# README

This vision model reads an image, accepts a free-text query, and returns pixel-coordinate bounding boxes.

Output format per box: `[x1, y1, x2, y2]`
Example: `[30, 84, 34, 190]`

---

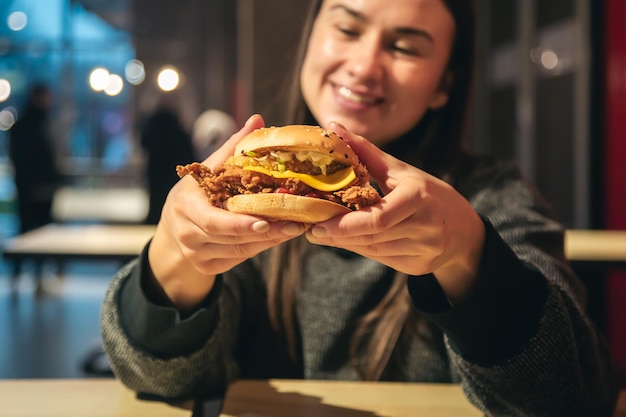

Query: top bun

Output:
[235, 125, 360, 167]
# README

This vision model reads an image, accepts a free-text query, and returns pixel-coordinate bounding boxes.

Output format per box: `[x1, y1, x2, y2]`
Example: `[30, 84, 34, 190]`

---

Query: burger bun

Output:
[235, 125, 360, 167]
[224, 193, 351, 223]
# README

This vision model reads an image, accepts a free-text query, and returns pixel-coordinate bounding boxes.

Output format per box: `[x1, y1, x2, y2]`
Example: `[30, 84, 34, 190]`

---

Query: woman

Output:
[101, 0, 620, 415]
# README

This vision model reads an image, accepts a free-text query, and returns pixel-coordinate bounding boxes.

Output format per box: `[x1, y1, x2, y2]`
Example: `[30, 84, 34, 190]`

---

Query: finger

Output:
[367, 255, 435, 276]
[200, 216, 307, 245]
[306, 217, 435, 252]
[173, 201, 305, 247]
[188, 235, 302, 275]
[330, 239, 428, 258]
[327, 121, 407, 194]
[309, 189, 417, 239]
[204, 114, 265, 169]
[183, 194, 305, 239]
[197, 233, 299, 262]
[302, 239, 436, 277]
[306, 226, 399, 247]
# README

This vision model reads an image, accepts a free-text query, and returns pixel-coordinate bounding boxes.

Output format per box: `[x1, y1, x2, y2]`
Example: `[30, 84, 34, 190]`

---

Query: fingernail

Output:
[282, 223, 303, 236]
[329, 121, 347, 131]
[311, 226, 327, 237]
[245, 114, 259, 127]
[252, 220, 270, 233]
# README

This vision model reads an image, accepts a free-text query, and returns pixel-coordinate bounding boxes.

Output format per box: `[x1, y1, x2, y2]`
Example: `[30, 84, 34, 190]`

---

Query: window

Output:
[0, 0, 137, 184]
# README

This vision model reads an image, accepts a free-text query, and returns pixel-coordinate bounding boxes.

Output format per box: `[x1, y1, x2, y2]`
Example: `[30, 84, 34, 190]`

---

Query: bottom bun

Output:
[224, 193, 351, 223]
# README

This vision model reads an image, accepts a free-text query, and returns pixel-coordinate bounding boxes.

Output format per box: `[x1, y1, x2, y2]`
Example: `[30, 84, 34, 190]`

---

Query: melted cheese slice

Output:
[243, 165, 356, 192]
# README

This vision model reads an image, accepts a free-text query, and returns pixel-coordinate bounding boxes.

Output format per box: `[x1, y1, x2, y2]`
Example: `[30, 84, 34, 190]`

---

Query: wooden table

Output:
[3, 225, 624, 265]
[0, 379, 188, 417]
[222, 379, 484, 417]
[565, 229, 626, 269]
[1, 225, 624, 290]
[1, 223, 155, 291]
[1, 378, 624, 417]
[2, 223, 156, 263]
[0, 378, 477, 417]
[52, 186, 149, 224]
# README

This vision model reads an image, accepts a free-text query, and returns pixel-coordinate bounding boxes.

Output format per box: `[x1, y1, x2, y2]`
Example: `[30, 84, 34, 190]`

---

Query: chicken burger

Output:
[176, 125, 381, 223]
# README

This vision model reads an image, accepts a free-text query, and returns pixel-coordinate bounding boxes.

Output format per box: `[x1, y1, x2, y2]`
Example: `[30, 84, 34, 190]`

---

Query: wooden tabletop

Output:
[0, 378, 484, 417]
[0, 379, 188, 417]
[1, 224, 156, 262]
[2, 223, 626, 268]
[1, 378, 624, 417]
[223, 379, 483, 417]
[565, 229, 626, 262]
[52, 186, 149, 224]
[565, 229, 626, 270]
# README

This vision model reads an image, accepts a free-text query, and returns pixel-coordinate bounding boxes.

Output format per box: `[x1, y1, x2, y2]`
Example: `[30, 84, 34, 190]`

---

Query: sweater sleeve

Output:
[100, 245, 243, 401]
[407, 219, 549, 365]
[117, 241, 223, 358]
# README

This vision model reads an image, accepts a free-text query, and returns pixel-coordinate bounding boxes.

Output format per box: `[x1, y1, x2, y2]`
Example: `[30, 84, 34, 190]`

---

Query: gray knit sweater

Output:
[101, 155, 620, 416]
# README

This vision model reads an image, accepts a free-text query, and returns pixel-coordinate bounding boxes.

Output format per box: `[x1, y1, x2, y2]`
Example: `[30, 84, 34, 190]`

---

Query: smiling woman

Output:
[300, 0, 455, 147]
[100, 1, 621, 416]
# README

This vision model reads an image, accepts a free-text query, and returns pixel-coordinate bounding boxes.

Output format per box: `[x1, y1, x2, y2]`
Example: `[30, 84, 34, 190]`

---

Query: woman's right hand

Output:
[147, 114, 307, 310]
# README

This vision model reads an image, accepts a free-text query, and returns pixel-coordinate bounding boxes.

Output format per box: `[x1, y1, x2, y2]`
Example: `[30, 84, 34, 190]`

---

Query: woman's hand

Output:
[148, 115, 307, 310]
[305, 122, 486, 303]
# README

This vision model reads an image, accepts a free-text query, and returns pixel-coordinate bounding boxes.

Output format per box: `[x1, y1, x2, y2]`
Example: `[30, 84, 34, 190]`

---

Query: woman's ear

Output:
[428, 71, 453, 110]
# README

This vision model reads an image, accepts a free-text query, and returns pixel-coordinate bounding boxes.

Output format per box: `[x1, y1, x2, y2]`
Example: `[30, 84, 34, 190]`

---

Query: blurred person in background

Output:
[191, 109, 237, 161]
[8, 83, 63, 294]
[139, 94, 194, 224]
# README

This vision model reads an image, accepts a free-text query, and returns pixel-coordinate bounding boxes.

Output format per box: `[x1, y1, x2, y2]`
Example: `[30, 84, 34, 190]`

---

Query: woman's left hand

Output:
[305, 122, 486, 303]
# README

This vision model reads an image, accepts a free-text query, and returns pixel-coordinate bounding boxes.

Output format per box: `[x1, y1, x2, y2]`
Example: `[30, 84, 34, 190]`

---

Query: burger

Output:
[176, 125, 381, 223]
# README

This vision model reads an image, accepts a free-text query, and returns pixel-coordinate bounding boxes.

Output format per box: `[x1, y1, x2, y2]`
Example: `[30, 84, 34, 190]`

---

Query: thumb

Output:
[328, 121, 405, 194]
[204, 114, 265, 168]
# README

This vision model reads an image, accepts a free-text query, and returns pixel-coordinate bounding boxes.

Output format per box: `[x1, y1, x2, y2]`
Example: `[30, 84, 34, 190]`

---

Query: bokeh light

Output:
[89, 67, 110, 92]
[0, 79, 11, 102]
[0, 106, 17, 131]
[124, 59, 145, 85]
[104, 73, 124, 96]
[7, 11, 28, 31]
[157, 66, 180, 92]
[540, 50, 559, 71]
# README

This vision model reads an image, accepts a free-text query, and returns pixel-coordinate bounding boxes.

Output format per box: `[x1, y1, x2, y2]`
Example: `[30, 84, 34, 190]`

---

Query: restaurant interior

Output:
[0, 0, 625, 414]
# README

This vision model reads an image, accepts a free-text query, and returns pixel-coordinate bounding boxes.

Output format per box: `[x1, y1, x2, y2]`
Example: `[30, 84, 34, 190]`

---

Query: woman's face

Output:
[300, 0, 455, 147]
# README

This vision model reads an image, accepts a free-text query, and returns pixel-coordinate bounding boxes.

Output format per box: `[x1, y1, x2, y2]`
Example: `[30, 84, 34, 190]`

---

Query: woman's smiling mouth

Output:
[336, 85, 383, 106]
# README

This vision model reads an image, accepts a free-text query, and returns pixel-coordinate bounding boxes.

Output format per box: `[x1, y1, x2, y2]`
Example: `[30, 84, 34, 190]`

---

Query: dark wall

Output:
[480, 0, 590, 228]
[245, 0, 310, 125]
[132, 0, 238, 129]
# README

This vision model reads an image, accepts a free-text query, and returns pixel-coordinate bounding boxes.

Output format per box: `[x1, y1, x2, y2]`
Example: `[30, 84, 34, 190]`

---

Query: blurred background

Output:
[0, 0, 624, 380]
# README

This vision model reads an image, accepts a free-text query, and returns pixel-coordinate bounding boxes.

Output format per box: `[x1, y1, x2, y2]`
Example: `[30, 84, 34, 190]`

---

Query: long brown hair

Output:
[266, 0, 476, 380]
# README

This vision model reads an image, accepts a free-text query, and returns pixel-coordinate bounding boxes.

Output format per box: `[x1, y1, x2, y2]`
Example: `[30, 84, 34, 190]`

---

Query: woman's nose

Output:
[346, 41, 384, 82]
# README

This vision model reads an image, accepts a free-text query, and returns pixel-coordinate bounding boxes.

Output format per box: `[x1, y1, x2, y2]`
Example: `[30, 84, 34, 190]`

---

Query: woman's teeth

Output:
[338, 86, 377, 105]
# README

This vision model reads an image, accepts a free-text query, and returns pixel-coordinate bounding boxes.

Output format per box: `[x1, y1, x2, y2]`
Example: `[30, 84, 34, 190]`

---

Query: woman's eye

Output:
[335, 25, 359, 37]
[392, 42, 418, 56]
